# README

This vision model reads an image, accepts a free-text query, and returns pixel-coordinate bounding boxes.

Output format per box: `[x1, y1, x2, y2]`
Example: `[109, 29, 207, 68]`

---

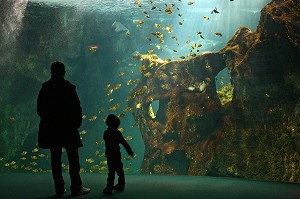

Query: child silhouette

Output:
[103, 114, 134, 195]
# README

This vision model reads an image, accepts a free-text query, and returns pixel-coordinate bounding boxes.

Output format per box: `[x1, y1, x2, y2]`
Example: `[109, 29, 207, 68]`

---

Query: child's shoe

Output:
[103, 187, 113, 195]
[113, 184, 125, 192]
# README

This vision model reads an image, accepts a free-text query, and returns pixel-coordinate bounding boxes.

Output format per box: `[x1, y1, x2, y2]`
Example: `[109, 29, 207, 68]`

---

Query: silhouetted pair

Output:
[37, 62, 134, 197]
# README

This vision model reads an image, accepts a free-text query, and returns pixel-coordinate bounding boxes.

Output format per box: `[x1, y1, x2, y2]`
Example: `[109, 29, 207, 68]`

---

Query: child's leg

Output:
[106, 161, 116, 189]
[116, 160, 125, 187]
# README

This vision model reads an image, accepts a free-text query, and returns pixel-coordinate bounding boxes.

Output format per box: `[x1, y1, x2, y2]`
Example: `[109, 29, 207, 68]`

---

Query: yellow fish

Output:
[80, 130, 87, 135]
[25, 166, 32, 170]
[125, 136, 133, 141]
[109, 103, 121, 111]
[95, 150, 100, 156]
[21, 151, 27, 156]
[109, 98, 114, 103]
[127, 79, 134, 85]
[82, 115, 87, 119]
[99, 166, 106, 171]
[188, 2, 195, 5]
[31, 156, 37, 160]
[105, 84, 111, 90]
[100, 160, 107, 165]
[32, 169, 38, 173]
[98, 109, 105, 114]
[96, 140, 104, 145]
[38, 154, 46, 158]
[30, 162, 37, 166]
[118, 72, 125, 76]
[20, 157, 26, 160]
[89, 116, 97, 121]
[32, 148, 39, 153]
[118, 128, 124, 133]
[113, 84, 122, 90]
[203, 16, 209, 20]
[118, 113, 125, 118]
[86, 158, 94, 163]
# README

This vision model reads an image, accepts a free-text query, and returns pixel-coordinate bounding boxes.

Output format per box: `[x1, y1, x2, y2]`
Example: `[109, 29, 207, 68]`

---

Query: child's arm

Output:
[119, 132, 134, 156]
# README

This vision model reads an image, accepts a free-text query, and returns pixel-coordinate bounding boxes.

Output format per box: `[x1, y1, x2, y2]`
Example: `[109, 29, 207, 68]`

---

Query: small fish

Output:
[203, 16, 209, 20]
[211, 7, 219, 14]
[144, 15, 150, 18]
[88, 45, 99, 52]
[30, 162, 37, 166]
[109, 103, 121, 111]
[86, 158, 95, 163]
[179, 21, 183, 25]
[25, 166, 32, 170]
[113, 84, 122, 90]
[118, 113, 125, 118]
[20, 157, 26, 160]
[125, 136, 133, 141]
[89, 116, 97, 122]
[136, 20, 144, 25]
[118, 128, 124, 133]
[10, 161, 16, 165]
[134, 0, 142, 7]
[32, 148, 39, 153]
[127, 79, 134, 85]
[32, 169, 38, 173]
[115, 60, 121, 64]
[82, 115, 87, 119]
[80, 130, 87, 135]
[214, 32, 222, 37]
[38, 154, 46, 158]
[178, 13, 183, 17]
[100, 160, 107, 165]
[95, 150, 100, 156]
[124, 156, 133, 161]
[21, 151, 27, 156]
[188, 2, 195, 5]
[178, 56, 186, 59]
[151, 6, 156, 10]
[200, 35, 205, 39]
[159, 39, 164, 43]
[31, 156, 37, 160]
[105, 84, 111, 90]
[98, 109, 105, 114]
[96, 140, 104, 145]
[99, 166, 106, 171]
[109, 98, 114, 103]
[143, 11, 147, 14]
[146, 37, 151, 41]
[106, 89, 113, 96]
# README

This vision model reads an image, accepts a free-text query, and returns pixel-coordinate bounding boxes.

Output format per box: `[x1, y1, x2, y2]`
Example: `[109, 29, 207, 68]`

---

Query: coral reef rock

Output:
[128, 0, 300, 182]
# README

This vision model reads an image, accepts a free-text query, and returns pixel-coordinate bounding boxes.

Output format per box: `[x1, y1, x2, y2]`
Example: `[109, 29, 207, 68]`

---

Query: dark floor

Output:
[0, 173, 299, 199]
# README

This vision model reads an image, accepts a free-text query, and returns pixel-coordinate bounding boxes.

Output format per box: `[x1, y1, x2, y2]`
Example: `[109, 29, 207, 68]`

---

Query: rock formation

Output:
[128, 0, 300, 182]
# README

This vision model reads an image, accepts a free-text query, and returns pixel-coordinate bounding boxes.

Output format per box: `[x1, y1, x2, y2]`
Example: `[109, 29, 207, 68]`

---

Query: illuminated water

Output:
[3, 0, 296, 182]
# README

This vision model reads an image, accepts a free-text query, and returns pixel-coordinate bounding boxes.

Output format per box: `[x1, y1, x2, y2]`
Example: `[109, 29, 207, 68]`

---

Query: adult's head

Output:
[51, 61, 65, 78]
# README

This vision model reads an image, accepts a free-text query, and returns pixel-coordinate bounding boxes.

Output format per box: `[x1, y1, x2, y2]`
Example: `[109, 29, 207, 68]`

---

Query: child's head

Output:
[105, 114, 120, 128]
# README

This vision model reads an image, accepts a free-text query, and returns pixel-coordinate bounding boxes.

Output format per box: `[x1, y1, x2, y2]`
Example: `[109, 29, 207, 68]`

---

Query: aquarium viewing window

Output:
[1, 0, 300, 185]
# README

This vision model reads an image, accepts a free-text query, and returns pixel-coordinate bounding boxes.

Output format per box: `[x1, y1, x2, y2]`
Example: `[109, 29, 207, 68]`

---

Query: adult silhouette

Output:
[37, 61, 90, 197]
